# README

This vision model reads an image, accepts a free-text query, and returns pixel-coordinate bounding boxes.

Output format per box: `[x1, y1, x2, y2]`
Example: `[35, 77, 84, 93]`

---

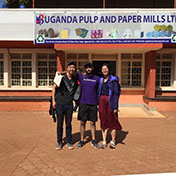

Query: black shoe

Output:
[91, 140, 100, 149]
[66, 143, 74, 150]
[76, 141, 84, 148]
[56, 143, 62, 150]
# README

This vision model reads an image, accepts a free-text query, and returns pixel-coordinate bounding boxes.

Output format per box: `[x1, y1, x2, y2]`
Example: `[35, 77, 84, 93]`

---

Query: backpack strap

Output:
[62, 75, 74, 95]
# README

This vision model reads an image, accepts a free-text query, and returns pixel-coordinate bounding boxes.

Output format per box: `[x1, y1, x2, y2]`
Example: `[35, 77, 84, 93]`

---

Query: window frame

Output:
[10, 53, 33, 87]
[156, 52, 174, 88]
[4, 49, 56, 90]
[65, 53, 89, 71]
[121, 53, 144, 88]
[36, 52, 57, 88]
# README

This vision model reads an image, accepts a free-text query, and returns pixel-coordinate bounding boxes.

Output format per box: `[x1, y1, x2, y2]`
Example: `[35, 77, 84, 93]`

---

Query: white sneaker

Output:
[110, 141, 115, 149]
[101, 141, 107, 149]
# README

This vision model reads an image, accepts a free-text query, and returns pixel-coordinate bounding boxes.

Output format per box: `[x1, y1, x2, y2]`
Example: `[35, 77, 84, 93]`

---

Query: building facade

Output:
[0, 8, 176, 111]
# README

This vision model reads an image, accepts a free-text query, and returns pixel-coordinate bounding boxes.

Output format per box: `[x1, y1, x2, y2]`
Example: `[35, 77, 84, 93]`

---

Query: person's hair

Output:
[77, 67, 83, 72]
[101, 63, 111, 75]
[67, 61, 76, 68]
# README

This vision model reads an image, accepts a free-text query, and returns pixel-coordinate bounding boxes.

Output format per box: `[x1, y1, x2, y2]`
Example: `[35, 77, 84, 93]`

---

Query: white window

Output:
[0, 53, 4, 86]
[10, 53, 32, 87]
[156, 53, 174, 87]
[66, 53, 88, 71]
[121, 53, 142, 87]
[37, 53, 57, 87]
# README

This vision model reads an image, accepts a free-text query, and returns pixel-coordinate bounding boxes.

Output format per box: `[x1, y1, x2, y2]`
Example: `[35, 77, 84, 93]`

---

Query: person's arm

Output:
[57, 71, 67, 75]
[112, 81, 119, 113]
[52, 83, 57, 109]
[77, 72, 82, 82]
[96, 76, 101, 109]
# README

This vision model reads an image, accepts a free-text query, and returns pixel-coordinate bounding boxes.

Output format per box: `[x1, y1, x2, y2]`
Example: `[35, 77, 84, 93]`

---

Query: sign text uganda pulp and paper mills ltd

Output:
[35, 12, 176, 44]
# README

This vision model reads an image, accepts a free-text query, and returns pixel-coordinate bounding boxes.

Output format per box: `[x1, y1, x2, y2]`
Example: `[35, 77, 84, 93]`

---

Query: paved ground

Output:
[0, 108, 176, 176]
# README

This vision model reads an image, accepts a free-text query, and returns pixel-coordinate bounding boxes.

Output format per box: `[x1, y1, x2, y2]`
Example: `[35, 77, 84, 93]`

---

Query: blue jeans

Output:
[56, 103, 73, 144]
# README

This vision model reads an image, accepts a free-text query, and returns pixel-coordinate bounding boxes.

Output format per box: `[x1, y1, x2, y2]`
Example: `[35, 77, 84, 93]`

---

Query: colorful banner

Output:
[34, 12, 176, 44]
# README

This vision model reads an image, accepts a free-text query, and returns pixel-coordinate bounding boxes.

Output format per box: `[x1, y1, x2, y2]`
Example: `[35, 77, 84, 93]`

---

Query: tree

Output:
[3, 0, 32, 8]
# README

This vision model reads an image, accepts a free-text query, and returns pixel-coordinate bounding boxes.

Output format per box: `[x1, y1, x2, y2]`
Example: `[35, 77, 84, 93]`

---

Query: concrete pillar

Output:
[173, 53, 176, 89]
[56, 50, 65, 72]
[145, 51, 156, 98]
[3, 49, 8, 88]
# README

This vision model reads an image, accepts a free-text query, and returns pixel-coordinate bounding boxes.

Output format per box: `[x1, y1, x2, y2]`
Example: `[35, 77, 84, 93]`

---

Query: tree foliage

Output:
[4, 0, 32, 8]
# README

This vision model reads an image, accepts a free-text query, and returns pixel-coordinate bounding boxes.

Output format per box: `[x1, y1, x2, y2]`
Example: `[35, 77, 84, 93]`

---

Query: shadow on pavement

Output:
[66, 130, 128, 145]
[116, 130, 129, 145]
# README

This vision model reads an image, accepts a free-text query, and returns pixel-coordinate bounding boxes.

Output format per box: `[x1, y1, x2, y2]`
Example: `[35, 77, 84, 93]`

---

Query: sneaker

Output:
[91, 140, 100, 149]
[110, 141, 116, 149]
[101, 142, 107, 149]
[56, 143, 62, 150]
[66, 143, 74, 150]
[76, 141, 84, 148]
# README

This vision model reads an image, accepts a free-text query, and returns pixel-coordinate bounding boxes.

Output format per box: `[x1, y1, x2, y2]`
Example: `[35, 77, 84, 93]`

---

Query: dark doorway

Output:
[93, 61, 116, 77]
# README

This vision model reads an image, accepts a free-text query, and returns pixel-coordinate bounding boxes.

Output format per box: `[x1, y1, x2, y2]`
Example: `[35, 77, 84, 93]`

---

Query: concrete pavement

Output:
[0, 109, 176, 176]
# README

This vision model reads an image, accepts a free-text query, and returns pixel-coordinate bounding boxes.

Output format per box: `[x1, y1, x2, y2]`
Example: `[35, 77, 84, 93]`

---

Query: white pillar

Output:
[142, 52, 145, 88]
[173, 52, 176, 89]
[32, 51, 37, 88]
[117, 52, 122, 84]
[3, 49, 8, 88]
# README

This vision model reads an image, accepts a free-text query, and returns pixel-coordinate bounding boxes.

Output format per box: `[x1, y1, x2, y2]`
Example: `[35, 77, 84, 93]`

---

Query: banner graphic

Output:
[34, 12, 176, 44]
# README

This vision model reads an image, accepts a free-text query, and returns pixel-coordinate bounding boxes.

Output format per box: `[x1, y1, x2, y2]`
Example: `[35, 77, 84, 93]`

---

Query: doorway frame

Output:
[91, 53, 119, 77]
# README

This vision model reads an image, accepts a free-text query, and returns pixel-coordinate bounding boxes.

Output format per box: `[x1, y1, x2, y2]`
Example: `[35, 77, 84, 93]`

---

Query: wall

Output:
[120, 90, 145, 104]
[0, 101, 50, 111]
[0, 10, 34, 41]
[145, 51, 156, 98]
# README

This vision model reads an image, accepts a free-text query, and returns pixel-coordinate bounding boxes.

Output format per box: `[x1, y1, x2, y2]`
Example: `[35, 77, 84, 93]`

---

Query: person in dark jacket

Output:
[52, 61, 78, 150]
[97, 63, 122, 149]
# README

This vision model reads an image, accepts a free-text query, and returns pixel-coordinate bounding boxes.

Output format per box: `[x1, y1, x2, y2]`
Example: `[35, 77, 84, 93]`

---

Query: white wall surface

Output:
[0, 10, 34, 41]
[0, 9, 176, 41]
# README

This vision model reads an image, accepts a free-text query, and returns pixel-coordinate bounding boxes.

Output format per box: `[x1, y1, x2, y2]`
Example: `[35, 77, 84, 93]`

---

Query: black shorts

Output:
[78, 103, 98, 122]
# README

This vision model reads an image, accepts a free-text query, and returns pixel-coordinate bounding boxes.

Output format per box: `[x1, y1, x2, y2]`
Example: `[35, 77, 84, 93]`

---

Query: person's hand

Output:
[113, 109, 117, 114]
[57, 71, 66, 75]
[53, 100, 56, 109]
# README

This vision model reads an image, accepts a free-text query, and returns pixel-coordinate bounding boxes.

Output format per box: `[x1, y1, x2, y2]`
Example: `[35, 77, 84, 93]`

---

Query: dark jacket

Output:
[55, 75, 78, 104]
[98, 75, 120, 112]
[49, 97, 56, 122]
